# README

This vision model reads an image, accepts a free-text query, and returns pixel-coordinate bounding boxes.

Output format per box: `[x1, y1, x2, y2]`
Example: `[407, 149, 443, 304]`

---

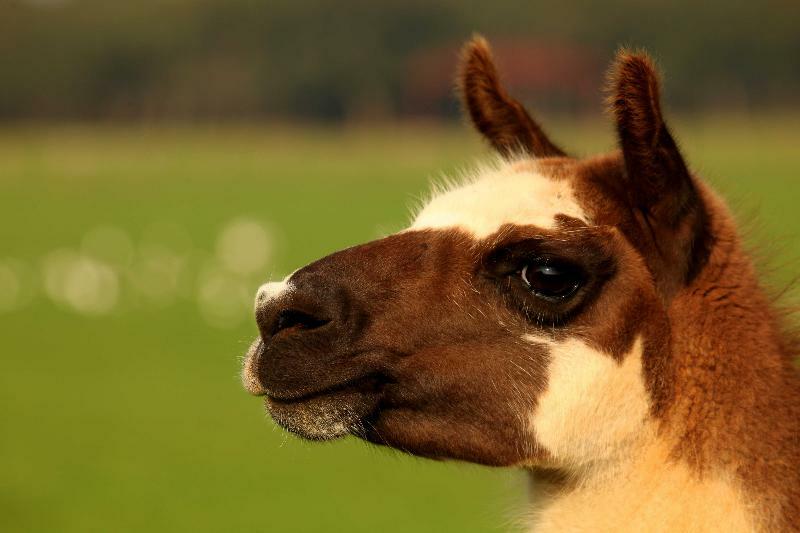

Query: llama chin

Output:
[265, 389, 371, 441]
[242, 35, 800, 532]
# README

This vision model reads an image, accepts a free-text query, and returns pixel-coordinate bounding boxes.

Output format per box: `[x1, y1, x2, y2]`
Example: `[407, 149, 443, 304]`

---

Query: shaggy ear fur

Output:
[608, 50, 695, 225]
[458, 35, 565, 158]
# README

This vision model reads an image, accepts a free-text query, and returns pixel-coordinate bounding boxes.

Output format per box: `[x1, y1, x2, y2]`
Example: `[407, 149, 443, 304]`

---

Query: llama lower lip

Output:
[264, 377, 383, 441]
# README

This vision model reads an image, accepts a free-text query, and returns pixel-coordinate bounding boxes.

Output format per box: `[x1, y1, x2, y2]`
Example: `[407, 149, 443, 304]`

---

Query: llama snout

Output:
[245, 251, 379, 403]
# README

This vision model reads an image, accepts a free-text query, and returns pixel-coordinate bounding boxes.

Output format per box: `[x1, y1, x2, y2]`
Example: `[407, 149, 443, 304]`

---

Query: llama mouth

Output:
[264, 373, 386, 440]
[266, 372, 384, 404]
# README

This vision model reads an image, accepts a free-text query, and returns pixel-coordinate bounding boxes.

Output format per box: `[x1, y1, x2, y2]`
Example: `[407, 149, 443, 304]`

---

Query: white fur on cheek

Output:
[410, 160, 587, 237]
[527, 335, 650, 466]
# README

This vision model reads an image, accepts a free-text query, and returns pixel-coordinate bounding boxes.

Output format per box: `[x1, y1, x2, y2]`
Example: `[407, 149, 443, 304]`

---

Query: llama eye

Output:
[520, 262, 582, 301]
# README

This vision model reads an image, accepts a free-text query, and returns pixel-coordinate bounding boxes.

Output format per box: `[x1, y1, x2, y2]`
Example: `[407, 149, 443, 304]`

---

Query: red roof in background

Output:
[402, 38, 604, 116]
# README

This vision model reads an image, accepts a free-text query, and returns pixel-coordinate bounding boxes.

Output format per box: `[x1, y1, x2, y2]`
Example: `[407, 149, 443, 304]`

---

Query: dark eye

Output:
[521, 261, 582, 301]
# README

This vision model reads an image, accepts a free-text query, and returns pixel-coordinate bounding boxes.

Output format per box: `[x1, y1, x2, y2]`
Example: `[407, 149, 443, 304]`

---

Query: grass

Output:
[0, 116, 798, 532]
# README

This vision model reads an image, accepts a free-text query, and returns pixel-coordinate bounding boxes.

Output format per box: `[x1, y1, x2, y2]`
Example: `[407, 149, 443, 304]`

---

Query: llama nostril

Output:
[271, 308, 329, 336]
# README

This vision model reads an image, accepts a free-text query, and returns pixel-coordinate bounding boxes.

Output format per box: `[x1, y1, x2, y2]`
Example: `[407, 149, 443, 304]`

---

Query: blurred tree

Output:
[0, 0, 797, 121]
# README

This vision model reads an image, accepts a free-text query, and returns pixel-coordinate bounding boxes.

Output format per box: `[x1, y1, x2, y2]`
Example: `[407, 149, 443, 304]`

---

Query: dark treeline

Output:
[2, 0, 799, 121]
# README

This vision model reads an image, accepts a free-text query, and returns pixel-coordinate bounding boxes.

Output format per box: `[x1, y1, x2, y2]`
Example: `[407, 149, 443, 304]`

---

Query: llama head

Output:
[242, 37, 710, 468]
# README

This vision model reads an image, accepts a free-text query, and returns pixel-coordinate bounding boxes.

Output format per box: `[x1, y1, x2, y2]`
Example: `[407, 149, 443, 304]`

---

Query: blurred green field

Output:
[1, 117, 798, 533]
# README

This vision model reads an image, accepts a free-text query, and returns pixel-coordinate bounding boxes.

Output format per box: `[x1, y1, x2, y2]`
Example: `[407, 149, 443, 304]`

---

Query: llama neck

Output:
[668, 192, 799, 452]
[526, 427, 757, 532]
[664, 189, 800, 530]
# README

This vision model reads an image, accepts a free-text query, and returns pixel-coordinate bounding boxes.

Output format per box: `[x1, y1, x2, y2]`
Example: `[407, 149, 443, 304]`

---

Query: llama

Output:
[242, 37, 800, 532]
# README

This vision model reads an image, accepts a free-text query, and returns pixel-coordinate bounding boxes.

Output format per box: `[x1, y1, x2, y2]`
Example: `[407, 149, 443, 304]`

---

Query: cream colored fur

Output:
[527, 336, 650, 467]
[255, 280, 292, 309]
[526, 434, 756, 533]
[523, 335, 757, 532]
[410, 159, 587, 237]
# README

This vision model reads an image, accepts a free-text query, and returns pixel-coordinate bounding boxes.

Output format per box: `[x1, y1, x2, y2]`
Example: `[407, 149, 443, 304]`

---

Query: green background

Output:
[1, 118, 798, 531]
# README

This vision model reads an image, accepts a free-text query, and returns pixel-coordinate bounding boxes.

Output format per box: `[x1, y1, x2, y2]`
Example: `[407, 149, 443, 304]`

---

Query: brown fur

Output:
[458, 36, 565, 158]
[667, 189, 800, 531]
[243, 35, 800, 531]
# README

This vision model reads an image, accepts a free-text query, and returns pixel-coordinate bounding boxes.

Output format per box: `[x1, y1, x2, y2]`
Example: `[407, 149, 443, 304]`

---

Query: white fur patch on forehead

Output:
[410, 158, 588, 238]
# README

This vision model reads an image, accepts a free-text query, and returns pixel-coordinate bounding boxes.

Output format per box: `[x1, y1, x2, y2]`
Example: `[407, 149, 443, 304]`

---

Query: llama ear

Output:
[608, 50, 695, 224]
[609, 51, 712, 288]
[458, 36, 565, 158]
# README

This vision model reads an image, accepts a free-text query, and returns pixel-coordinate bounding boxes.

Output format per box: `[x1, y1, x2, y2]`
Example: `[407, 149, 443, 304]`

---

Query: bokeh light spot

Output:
[216, 218, 272, 275]
[42, 249, 119, 315]
[196, 263, 253, 329]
